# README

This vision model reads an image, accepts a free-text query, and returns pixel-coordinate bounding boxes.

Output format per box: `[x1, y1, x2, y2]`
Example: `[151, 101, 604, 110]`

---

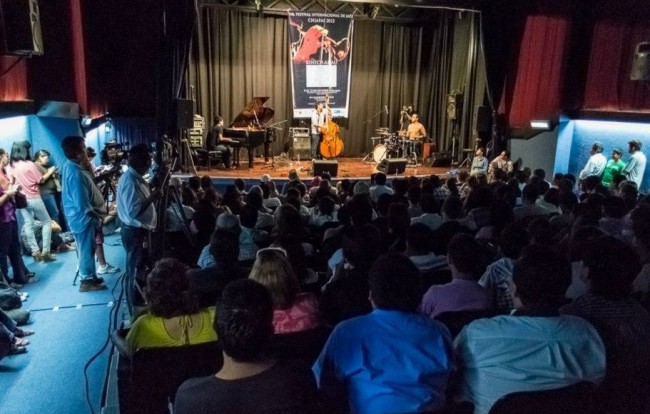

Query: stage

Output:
[181, 156, 453, 187]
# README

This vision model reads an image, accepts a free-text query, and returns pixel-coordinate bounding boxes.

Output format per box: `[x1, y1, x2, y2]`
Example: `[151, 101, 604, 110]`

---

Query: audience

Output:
[313, 253, 453, 414]
[420, 234, 490, 317]
[125, 258, 217, 351]
[454, 245, 606, 414]
[561, 236, 650, 414]
[174, 279, 319, 413]
[249, 248, 320, 334]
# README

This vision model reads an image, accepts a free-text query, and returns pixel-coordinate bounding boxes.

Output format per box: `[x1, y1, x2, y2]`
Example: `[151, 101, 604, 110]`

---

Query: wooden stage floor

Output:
[190, 156, 452, 182]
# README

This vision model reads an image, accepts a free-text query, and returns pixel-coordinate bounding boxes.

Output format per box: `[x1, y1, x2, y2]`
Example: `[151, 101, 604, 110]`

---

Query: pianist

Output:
[206, 116, 233, 169]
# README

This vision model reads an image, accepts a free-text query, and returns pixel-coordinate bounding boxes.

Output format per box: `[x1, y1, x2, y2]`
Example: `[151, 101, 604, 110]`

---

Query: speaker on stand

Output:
[631, 42, 650, 82]
[1, 0, 44, 56]
[446, 91, 463, 165]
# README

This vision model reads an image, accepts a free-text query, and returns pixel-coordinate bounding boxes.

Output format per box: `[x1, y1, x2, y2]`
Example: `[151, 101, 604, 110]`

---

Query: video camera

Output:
[101, 141, 126, 165]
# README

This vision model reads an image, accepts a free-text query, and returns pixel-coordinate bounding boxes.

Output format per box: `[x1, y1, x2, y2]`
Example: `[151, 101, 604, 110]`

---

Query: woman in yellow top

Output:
[126, 258, 217, 351]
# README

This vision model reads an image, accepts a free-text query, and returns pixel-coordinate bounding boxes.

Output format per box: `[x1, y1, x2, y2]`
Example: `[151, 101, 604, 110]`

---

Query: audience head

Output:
[442, 196, 463, 219]
[533, 168, 546, 180]
[234, 178, 246, 193]
[512, 245, 571, 310]
[61, 136, 86, 161]
[10, 140, 32, 162]
[591, 142, 604, 154]
[128, 143, 152, 174]
[249, 248, 299, 310]
[500, 223, 530, 259]
[200, 175, 213, 191]
[342, 224, 380, 269]
[404, 223, 429, 256]
[420, 194, 440, 214]
[347, 194, 374, 225]
[447, 234, 485, 279]
[375, 172, 387, 186]
[521, 184, 539, 204]
[239, 203, 259, 229]
[387, 202, 411, 237]
[188, 175, 202, 192]
[209, 228, 240, 266]
[215, 279, 274, 362]
[146, 258, 198, 318]
[631, 205, 650, 255]
[628, 139, 642, 153]
[369, 253, 421, 312]
[582, 236, 641, 299]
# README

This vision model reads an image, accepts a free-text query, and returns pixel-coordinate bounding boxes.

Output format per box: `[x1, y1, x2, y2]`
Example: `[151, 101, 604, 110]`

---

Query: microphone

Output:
[384, 105, 388, 115]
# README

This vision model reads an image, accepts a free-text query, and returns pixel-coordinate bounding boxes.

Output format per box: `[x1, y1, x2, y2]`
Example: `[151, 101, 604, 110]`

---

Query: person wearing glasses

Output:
[249, 248, 320, 334]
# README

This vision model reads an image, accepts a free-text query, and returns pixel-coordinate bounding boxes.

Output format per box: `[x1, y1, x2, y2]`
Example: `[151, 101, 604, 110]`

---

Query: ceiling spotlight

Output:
[530, 119, 551, 130]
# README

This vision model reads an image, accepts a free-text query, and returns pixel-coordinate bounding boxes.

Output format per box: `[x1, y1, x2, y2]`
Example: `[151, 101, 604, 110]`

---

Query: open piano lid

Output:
[229, 97, 275, 128]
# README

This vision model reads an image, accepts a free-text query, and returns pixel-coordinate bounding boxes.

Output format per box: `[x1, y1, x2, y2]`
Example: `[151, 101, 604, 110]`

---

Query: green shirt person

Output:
[601, 148, 626, 188]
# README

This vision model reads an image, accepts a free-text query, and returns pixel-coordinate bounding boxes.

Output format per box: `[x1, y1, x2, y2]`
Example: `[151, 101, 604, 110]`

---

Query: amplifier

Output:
[290, 127, 310, 138]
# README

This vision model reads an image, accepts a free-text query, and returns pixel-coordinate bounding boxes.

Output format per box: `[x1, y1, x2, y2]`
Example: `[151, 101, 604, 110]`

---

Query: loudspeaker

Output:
[446, 92, 463, 120]
[175, 99, 194, 130]
[631, 42, 650, 81]
[424, 151, 452, 167]
[312, 159, 338, 177]
[1, 0, 43, 56]
[377, 158, 407, 175]
[474, 106, 492, 133]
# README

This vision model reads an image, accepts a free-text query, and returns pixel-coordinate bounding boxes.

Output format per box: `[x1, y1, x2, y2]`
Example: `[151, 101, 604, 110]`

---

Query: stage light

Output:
[105, 121, 112, 133]
[81, 116, 92, 127]
[530, 119, 551, 130]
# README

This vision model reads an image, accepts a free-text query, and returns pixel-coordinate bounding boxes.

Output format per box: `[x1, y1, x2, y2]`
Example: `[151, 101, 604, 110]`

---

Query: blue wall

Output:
[0, 115, 113, 166]
[554, 119, 650, 192]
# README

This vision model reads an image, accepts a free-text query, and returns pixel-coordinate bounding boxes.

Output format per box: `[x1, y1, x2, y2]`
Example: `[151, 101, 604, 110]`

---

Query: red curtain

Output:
[583, 20, 650, 112]
[507, 14, 570, 128]
[0, 56, 28, 101]
[68, 0, 89, 114]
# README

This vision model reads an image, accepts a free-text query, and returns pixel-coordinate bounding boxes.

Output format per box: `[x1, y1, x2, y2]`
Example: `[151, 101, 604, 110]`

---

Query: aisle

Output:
[0, 234, 126, 414]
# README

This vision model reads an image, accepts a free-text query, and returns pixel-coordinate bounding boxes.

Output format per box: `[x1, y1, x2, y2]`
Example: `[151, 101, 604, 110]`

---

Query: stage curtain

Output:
[507, 14, 571, 129]
[0, 57, 28, 101]
[583, 20, 650, 111]
[189, 8, 486, 157]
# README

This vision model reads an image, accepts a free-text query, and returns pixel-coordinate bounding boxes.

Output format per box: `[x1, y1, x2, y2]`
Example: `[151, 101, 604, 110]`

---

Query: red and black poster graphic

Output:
[288, 11, 353, 118]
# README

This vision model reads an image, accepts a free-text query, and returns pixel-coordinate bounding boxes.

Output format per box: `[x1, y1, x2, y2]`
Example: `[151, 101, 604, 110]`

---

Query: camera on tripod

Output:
[101, 141, 126, 165]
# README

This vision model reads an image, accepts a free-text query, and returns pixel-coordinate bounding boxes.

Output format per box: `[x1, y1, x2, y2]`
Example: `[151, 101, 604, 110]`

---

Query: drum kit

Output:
[367, 127, 419, 165]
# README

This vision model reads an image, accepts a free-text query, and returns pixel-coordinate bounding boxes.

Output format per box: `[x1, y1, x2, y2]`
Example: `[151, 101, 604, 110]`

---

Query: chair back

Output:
[266, 326, 331, 368]
[435, 309, 499, 338]
[118, 341, 222, 414]
[488, 381, 595, 414]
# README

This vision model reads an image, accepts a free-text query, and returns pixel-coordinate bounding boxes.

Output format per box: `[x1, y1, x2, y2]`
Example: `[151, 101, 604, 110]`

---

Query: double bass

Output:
[319, 96, 344, 158]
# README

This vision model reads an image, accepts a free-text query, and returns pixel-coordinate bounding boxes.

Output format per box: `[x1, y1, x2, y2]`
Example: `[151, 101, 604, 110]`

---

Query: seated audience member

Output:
[260, 180, 282, 210]
[441, 196, 476, 230]
[406, 223, 447, 271]
[174, 279, 319, 414]
[561, 236, 650, 414]
[631, 205, 650, 298]
[407, 185, 423, 218]
[549, 190, 578, 230]
[420, 234, 490, 318]
[125, 258, 217, 351]
[188, 175, 203, 199]
[308, 196, 339, 228]
[313, 253, 453, 414]
[221, 185, 243, 215]
[0, 308, 33, 357]
[320, 224, 378, 325]
[599, 195, 632, 242]
[369, 172, 393, 203]
[474, 200, 515, 242]
[20, 220, 75, 254]
[478, 224, 530, 311]
[238, 204, 269, 262]
[455, 245, 606, 414]
[383, 202, 411, 253]
[190, 199, 219, 249]
[188, 229, 245, 308]
[249, 248, 320, 334]
[245, 189, 276, 230]
[464, 186, 493, 230]
[513, 183, 551, 221]
[196, 213, 240, 269]
[564, 226, 606, 300]
[411, 193, 442, 230]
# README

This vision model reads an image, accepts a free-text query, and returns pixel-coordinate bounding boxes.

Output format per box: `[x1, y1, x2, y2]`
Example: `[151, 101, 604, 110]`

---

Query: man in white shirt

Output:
[310, 102, 326, 159]
[369, 172, 393, 203]
[470, 148, 488, 176]
[623, 139, 647, 191]
[578, 142, 607, 182]
[117, 144, 159, 307]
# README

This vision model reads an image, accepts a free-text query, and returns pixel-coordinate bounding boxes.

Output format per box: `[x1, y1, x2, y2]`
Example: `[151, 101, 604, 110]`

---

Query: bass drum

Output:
[373, 144, 389, 163]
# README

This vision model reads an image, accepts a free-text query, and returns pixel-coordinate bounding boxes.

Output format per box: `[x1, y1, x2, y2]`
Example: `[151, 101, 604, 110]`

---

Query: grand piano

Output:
[223, 97, 274, 168]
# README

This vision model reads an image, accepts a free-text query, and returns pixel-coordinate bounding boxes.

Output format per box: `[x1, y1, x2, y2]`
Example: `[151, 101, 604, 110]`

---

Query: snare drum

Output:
[373, 144, 389, 163]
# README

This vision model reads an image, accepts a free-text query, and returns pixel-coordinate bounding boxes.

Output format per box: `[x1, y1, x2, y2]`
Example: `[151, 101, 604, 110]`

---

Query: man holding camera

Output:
[60, 136, 108, 292]
[117, 144, 159, 308]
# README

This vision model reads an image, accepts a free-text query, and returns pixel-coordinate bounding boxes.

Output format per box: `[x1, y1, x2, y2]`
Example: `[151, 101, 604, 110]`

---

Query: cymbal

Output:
[375, 127, 390, 134]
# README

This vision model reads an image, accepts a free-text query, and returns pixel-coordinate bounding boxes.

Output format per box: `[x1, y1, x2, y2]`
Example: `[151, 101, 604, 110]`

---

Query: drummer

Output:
[401, 113, 426, 157]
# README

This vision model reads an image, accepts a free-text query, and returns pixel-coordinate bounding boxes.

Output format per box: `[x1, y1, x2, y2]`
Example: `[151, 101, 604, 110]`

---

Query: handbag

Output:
[14, 190, 28, 209]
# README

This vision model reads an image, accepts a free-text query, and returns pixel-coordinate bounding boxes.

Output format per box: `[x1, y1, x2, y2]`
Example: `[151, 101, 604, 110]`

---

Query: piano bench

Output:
[196, 149, 224, 171]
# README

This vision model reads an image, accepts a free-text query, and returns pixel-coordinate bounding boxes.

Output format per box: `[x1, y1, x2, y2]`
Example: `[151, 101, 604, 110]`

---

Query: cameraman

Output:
[60, 136, 108, 292]
[117, 144, 159, 307]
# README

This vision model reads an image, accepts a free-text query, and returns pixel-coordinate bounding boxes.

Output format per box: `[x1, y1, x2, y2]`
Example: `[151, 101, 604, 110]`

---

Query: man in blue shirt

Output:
[313, 253, 453, 414]
[60, 136, 107, 292]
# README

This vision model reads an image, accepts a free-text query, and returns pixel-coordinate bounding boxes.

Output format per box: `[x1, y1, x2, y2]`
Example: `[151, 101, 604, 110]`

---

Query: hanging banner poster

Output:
[288, 11, 353, 118]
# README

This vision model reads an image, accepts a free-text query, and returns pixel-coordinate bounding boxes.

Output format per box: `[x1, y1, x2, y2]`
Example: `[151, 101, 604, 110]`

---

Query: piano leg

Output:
[232, 146, 240, 167]
[247, 147, 254, 169]
[264, 141, 270, 163]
